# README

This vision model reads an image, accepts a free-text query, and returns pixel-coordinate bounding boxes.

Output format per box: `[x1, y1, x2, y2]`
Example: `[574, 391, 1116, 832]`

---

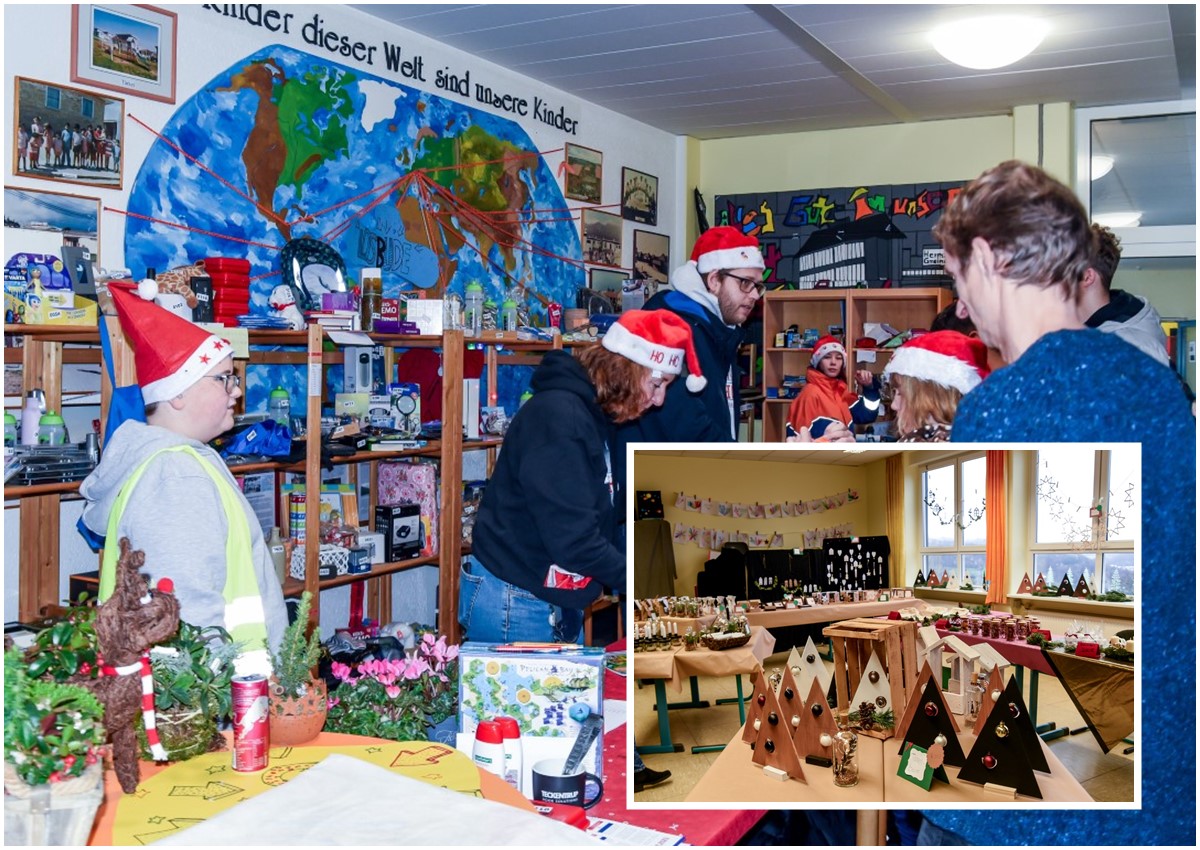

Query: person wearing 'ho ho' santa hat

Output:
[460, 309, 703, 644]
[881, 330, 991, 442]
[80, 279, 288, 677]
[615, 226, 766, 449]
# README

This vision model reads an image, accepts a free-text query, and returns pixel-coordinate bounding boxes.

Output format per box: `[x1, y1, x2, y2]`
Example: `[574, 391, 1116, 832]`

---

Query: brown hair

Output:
[890, 373, 963, 435]
[933, 160, 1093, 301]
[578, 345, 648, 423]
[1090, 223, 1122, 291]
[930, 300, 977, 336]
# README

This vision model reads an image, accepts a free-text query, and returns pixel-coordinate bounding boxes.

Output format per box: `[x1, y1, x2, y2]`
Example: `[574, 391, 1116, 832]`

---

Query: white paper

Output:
[587, 818, 686, 845]
[905, 747, 929, 780]
[327, 330, 374, 346]
[406, 299, 445, 335]
[602, 699, 626, 733]
[855, 350, 877, 364]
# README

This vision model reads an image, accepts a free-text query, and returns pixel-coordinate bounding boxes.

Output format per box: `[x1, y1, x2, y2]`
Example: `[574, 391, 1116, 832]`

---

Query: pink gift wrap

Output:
[377, 461, 439, 556]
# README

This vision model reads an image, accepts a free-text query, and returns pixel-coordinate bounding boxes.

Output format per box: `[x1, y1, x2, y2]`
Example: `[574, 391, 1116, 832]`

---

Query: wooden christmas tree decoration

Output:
[751, 684, 806, 782]
[940, 569, 950, 587]
[1017, 572, 1034, 594]
[848, 651, 893, 719]
[1074, 573, 1090, 598]
[895, 665, 966, 770]
[913, 570, 927, 588]
[946, 573, 960, 591]
[958, 676, 1045, 798]
[795, 676, 839, 761]
[777, 664, 806, 738]
[788, 637, 831, 700]
[1032, 572, 1048, 593]
[927, 570, 942, 588]
[973, 665, 1007, 733]
[1056, 574, 1074, 596]
[742, 667, 770, 744]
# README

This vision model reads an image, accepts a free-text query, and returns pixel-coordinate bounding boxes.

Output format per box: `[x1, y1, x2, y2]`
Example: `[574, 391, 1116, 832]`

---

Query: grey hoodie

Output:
[80, 421, 288, 660]
[1085, 289, 1170, 366]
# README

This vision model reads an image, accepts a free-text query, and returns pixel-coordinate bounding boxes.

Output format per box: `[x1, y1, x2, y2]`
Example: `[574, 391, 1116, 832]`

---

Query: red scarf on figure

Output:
[787, 368, 858, 431]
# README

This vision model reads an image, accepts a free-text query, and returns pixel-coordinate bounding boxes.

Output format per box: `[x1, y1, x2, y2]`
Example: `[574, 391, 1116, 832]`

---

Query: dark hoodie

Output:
[471, 350, 625, 609]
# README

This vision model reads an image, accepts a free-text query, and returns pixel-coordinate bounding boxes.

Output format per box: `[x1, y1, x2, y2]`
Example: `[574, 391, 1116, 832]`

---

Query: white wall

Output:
[3, 3, 685, 626]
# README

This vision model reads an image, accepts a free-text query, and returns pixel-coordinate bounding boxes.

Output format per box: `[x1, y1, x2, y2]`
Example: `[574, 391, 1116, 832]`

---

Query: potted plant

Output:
[325, 631, 459, 743]
[141, 622, 239, 761]
[269, 591, 327, 746]
[4, 648, 107, 845]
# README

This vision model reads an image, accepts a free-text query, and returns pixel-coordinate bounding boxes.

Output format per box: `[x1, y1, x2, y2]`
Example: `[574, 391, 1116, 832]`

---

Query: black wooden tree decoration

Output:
[958, 676, 1046, 798]
[895, 668, 966, 773]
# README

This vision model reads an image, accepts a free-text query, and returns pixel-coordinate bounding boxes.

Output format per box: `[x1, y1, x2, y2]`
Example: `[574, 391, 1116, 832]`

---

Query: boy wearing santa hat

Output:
[80, 281, 287, 677]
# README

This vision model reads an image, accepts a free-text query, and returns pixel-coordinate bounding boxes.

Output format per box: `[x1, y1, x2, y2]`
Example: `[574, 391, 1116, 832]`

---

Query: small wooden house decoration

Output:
[936, 635, 981, 715]
[973, 665, 1007, 733]
[915, 625, 943, 678]
[1017, 572, 1034, 594]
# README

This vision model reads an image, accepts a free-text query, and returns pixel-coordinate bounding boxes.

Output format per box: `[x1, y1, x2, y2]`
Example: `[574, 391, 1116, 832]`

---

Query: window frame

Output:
[1029, 449, 1137, 597]
[918, 451, 987, 589]
[44, 86, 61, 111]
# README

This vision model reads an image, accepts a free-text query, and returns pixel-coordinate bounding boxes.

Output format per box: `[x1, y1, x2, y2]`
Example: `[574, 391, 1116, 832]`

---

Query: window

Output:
[920, 454, 987, 590]
[81, 99, 94, 119]
[1032, 447, 1138, 598]
[45, 87, 60, 110]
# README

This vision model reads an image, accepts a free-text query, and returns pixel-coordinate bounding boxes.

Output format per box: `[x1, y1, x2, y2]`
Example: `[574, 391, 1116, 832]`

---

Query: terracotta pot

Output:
[269, 678, 328, 747]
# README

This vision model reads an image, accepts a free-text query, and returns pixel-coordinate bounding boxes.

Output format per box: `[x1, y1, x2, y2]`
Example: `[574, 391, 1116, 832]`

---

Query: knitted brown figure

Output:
[90, 538, 181, 794]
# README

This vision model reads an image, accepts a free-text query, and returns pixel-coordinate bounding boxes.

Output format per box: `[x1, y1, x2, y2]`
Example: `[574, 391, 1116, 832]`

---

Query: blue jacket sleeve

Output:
[849, 375, 882, 424]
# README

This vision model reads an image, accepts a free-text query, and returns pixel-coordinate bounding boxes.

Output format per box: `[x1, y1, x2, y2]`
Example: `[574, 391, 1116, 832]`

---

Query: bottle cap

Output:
[502, 298, 516, 309]
[39, 411, 65, 425]
[474, 720, 504, 744]
[3, 413, 15, 425]
[495, 716, 520, 739]
[466, 282, 483, 293]
[269, 386, 290, 400]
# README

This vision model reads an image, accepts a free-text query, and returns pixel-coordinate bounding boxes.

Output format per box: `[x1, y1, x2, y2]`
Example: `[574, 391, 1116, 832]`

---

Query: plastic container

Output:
[443, 292, 464, 330]
[471, 720, 506, 777]
[500, 298, 518, 332]
[4, 412, 17, 448]
[495, 716, 523, 793]
[267, 386, 291, 425]
[20, 392, 42, 447]
[267, 527, 287, 586]
[38, 411, 68, 446]
[519, 390, 533, 408]
[360, 268, 382, 332]
[464, 282, 484, 338]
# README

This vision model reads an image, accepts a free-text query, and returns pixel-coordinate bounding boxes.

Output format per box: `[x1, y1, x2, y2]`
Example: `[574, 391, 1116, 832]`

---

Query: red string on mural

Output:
[104, 207, 283, 251]
[414, 147, 563, 175]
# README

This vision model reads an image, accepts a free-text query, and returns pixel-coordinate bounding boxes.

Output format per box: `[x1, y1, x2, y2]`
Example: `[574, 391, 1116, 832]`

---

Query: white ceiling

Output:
[354, 3, 1195, 140]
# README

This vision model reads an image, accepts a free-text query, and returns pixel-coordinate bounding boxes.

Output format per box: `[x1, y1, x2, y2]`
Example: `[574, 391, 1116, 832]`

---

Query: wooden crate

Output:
[822, 618, 919, 739]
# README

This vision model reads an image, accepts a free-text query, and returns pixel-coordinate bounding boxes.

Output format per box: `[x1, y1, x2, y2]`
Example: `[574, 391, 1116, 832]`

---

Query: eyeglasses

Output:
[722, 271, 766, 296]
[204, 373, 242, 395]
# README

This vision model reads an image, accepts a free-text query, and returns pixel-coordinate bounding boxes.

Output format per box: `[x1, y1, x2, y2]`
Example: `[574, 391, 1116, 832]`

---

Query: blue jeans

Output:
[458, 555, 583, 643]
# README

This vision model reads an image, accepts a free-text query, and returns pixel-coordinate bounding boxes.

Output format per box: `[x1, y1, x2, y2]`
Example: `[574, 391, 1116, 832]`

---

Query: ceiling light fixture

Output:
[1090, 155, 1115, 180]
[930, 16, 1049, 70]
[1093, 212, 1142, 228]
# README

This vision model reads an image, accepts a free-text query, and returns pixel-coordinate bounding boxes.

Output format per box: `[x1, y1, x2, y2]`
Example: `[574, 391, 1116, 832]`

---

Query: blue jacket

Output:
[471, 350, 624, 609]
[934, 329, 1196, 846]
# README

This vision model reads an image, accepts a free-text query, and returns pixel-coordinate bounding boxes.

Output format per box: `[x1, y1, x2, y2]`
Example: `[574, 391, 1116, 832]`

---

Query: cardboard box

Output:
[377, 461, 438, 556]
[457, 643, 606, 788]
[335, 392, 371, 421]
[374, 503, 423, 562]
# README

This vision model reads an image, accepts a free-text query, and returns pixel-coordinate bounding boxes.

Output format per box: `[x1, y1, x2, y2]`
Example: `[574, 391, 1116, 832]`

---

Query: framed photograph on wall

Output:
[563, 143, 602, 204]
[621, 167, 658, 225]
[581, 208, 623, 267]
[71, 4, 177, 104]
[12, 78, 125, 190]
[3, 186, 101, 262]
[633, 229, 670, 287]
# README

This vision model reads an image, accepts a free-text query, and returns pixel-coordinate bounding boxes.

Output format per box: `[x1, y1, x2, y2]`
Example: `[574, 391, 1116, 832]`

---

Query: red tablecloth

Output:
[594, 639, 766, 846]
[934, 629, 1056, 675]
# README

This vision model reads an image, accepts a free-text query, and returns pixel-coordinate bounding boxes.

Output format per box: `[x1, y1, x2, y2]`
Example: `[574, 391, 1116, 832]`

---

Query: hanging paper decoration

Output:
[717, 502, 731, 517]
[696, 528, 712, 549]
[673, 522, 688, 543]
[700, 498, 715, 515]
[781, 501, 795, 517]
[732, 503, 747, 518]
[770, 532, 785, 548]
[750, 503, 765, 519]
[675, 492, 687, 509]
[765, 503, 782, 518]
[713, 529, 729, 549]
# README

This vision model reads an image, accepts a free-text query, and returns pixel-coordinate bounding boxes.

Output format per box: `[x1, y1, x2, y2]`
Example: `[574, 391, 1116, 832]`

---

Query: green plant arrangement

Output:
[4, 648, 106, 787]
[325, 633, 459, 742]
[968, 603, 992, 616]
[272, 591, 323, 699]
[853, 701, 894, 732]
[24, 599, 100, 684]
[1087, 590, 1131, 603]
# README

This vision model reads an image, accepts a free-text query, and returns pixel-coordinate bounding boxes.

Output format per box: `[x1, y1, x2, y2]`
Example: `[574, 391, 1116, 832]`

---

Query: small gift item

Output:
[832, 724, 859, 787]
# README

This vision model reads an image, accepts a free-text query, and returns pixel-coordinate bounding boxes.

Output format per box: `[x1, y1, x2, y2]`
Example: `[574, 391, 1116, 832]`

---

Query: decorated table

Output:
[687, 727, 1092, 804]
[746, 597, 930, 630]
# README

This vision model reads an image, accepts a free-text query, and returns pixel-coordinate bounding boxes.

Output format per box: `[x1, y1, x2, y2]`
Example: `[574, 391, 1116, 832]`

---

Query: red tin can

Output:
[232, 673, 269, 772]
[547, 301, 562, 329]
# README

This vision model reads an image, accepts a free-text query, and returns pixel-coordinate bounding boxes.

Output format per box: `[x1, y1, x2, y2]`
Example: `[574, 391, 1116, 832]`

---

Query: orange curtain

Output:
[985, 450, 1007, 605]
[885, 455, 905, 586]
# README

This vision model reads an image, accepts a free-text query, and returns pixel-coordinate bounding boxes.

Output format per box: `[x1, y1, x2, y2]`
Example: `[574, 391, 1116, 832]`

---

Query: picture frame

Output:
[581, 208, 623, 267]
[588, 268, 627, 295]
[633, 229, 670, 287]
[563, 142, 602, 204]
[12, 78, 125, 190]
[621, 166, 658, 225]
[3, 186, 102, 264]
[71, 4, 177, 104]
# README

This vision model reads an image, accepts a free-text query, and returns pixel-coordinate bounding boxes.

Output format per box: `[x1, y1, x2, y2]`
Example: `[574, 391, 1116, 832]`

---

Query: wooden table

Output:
[746, 597, 929, 629]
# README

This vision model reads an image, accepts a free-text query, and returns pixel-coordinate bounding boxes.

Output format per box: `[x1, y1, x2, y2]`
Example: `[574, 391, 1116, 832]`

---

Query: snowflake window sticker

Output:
[923, 488, 985, 529]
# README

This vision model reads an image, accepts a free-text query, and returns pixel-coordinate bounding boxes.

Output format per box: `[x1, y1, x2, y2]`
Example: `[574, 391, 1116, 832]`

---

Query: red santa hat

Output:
[107, 280, 233, 404]
[882, 330, 991, 395]
[602, 309, 707, 392]
[690, 226, 765, 274]
[811, 335, 846, 368]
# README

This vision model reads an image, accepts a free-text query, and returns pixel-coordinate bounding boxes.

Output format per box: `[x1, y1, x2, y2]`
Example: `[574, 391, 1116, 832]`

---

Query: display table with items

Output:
[747, 594, 930, 630]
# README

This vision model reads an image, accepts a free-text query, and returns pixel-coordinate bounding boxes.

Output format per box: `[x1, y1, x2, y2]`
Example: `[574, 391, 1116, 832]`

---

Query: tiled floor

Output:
[632, 647, 1134, 805]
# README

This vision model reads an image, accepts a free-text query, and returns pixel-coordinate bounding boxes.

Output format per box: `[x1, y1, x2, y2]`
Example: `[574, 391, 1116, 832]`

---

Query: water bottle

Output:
[20, 391, 43, 446]
[267, 526, 287, 585]
[37, 411, 67, 445]
[3, 413, 16, 448]
[464, 282, 484, 338]
[519, 390, 533, 408]
[501, 297, 518, 332]
[267, 386, 291, 425]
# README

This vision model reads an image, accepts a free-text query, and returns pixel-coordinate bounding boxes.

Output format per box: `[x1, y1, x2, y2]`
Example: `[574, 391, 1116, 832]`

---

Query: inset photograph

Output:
[630, 446, 1137, 807]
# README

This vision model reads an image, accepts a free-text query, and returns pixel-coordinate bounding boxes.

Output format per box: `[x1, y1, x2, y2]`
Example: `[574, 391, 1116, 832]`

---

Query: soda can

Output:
[546, 301, 562, 330]
[232, 674, 269, 772]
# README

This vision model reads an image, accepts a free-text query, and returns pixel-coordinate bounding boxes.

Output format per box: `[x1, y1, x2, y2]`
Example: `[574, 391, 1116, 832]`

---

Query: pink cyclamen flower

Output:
[385, 685, 401, 699]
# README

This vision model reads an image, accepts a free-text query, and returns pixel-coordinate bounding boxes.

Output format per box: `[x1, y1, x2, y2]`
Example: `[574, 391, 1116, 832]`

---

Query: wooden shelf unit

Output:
[759, 288, 952, 442]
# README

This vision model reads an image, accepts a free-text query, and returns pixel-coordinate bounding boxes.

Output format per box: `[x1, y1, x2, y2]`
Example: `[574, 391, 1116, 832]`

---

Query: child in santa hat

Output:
[461, 309, 705, 643]
[881, 331, 991, 442]
[786, 335, 882, 439]
[80, 280, 288, 677]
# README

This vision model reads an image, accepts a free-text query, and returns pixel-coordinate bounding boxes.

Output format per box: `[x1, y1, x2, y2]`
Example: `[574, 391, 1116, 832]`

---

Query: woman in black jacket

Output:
[459, 309, 706, 643]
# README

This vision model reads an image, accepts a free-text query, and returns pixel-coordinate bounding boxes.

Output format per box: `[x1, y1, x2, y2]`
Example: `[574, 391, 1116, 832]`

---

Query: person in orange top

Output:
[787, 335, 882, 438]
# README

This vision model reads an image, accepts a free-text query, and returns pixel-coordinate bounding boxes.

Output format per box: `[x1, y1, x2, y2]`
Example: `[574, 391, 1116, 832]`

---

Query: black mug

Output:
[530, 758, 603, 809]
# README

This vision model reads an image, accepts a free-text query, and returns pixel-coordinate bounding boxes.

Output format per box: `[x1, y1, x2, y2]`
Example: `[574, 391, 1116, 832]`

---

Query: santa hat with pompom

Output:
[690, 226, 765, 274]
[882, 330, 991, 395]
[810, 335, 846, 368]
[602, 309, 707, 392]
[107, 279, 232, 404]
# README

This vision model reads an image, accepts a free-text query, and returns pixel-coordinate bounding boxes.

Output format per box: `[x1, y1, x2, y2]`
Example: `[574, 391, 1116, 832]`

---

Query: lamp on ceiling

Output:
[930, 15, 1049, 70]
[1091, 155, 1115, 180]
[1093, 212, 1142, 228]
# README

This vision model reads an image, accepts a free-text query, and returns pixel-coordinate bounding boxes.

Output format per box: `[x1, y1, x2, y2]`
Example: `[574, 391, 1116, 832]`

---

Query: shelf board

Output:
[4, 479, 84, 499]
[463, 437, 503, 452]
[4, 324, 101, 342]
[1007, 592, 1135, 620]
[283, 553, 440, 595]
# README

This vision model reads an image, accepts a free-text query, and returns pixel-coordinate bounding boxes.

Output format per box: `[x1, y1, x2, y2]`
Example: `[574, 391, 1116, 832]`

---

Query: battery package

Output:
[374, 503, 423, 562]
